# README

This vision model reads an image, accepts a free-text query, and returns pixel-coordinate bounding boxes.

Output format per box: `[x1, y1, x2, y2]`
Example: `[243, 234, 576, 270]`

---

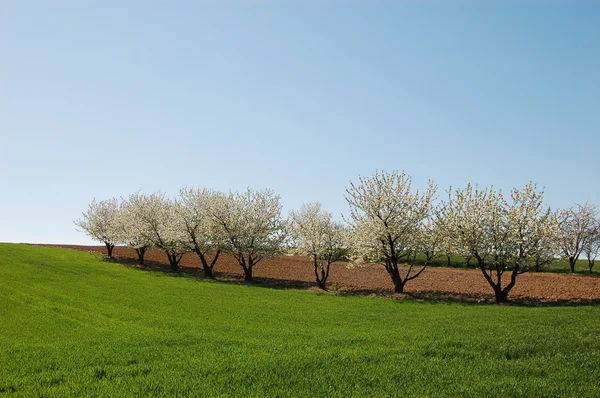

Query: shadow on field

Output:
[66, 248, 600, 308]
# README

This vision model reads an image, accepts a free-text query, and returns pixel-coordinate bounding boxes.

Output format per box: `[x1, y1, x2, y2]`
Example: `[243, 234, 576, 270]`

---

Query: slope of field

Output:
[2, 243, 600, 397]
[51, 245, 600, 303]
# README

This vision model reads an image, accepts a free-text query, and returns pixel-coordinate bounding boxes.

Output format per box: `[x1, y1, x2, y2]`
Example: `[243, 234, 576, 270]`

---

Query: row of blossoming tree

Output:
[76, 171, 600, 303]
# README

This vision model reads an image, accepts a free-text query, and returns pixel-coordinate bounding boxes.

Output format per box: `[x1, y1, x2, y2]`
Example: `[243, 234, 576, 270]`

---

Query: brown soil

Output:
[42, 245, 600, 305]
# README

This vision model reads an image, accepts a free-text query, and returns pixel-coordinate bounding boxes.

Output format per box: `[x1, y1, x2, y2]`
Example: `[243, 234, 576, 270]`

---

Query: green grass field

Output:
[1, 243, 600, 397]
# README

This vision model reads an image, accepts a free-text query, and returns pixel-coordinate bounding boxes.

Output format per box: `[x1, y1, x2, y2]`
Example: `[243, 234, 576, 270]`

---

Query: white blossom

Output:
[289, 202, 347, 290]
[557, 202, 598, 273]
[118, 193, 155, 265]
[345, 170, 437, 293]
[135, 191, 189, 271]
[212, 188, 287, 281]
[442, 182, 556, 302]
[75, 198, 121, 258]
[177, 187, 228, 278]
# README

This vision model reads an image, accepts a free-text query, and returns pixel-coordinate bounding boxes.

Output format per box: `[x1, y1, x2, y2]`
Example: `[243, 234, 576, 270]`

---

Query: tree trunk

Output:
[385, 259, 405, 293]
[105, 243, 114, 259]
[314, 259, 330, 291]
[243, 266, 253, 282]
[589, 259, 595, 273]
[202, 264, 214, 278]
[166, 252, 181, 272]
[494, 288, 509, 303]
[447, 256, 451, 267]
[569, 257, 576, 273]
[196, 250, 220, 279]
[135, 248, 146, 266]
[393, 278, 405, 293]
[317, 279, 327, 290]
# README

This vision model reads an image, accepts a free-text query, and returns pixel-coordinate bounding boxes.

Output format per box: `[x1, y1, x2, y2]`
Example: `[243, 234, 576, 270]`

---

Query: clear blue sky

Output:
[1, 1, 599, 245]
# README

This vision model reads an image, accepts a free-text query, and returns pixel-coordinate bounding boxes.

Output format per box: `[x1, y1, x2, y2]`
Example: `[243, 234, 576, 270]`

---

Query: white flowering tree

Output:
[529, 210, 560, 272]
[177, 187, 228, 278]
[118, 193, 154, 266]
[213, 188, 287, 282]
[442, 183, 556, 303]
[75, 198, 121, 259]
[583, 219, 600, 273]
[557, 203, 598, 273]
[136, 192, 189, 271]
[418, 216, 445, 266]
[345, 171, 437, 293]
[290, 202, 347, 290]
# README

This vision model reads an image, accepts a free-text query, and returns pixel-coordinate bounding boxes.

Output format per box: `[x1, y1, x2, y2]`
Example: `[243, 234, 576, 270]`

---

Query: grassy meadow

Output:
[1, 243, 600, 397]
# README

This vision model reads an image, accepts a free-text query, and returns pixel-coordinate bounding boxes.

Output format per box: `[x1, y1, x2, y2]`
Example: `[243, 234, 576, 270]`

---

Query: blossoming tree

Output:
[75, 198, 121, 259]
[289, 202, 347, 290]
[118, 193, 154, 266]
[442, 183, 556, 303]
[345, 170, 437, 293]
[136, 192, 189, 271]
[557, 203, 598, 273]
[177, 187, 227, 278]
[212, 188, 287, 282]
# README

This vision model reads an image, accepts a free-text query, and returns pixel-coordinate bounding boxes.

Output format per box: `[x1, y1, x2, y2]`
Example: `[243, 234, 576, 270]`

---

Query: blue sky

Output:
[1, 1, 599, 244]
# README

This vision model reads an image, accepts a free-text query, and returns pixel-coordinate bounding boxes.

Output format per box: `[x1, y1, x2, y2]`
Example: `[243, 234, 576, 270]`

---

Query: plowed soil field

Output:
[44, 245, 600, 304]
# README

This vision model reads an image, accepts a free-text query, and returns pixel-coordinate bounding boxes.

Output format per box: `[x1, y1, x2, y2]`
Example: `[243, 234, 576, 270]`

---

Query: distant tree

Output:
[530, 211, 560, 272]
[136, 192, 189, 271]
[442, 183, 556, 303]
[118, 193, 154, 266]
[345, 170, 437, 293]
[557, 203, 598, 273]
[177, 187, 227, 278]
[75, 198, 121, 259]
[290, 202, 347, 290]
[583, 220, 600, 273]
[463, 254, 473, 267]
[213, 188, 287, 282]
[418, 216, 445, 266]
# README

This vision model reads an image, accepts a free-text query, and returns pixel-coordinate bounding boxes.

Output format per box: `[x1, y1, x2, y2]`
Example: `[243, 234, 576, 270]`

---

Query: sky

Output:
[1, 1, 599, 245]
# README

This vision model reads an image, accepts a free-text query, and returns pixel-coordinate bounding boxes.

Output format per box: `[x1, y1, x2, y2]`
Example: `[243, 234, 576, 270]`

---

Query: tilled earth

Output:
[45, 245, 600, 305]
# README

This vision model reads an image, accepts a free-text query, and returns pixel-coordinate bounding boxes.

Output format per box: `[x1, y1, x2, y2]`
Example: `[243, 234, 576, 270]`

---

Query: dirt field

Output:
[44, 245, 600, 304]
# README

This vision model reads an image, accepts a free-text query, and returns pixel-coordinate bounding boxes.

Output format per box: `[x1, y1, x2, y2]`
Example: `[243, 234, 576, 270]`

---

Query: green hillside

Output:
[1, 243, 599, 397]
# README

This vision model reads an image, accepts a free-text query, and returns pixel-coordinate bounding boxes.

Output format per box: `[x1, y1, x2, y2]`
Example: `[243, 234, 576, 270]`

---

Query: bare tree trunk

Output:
[104, 243, 114, 259]
[569, 257, 576, 273]
[387, 265, 405, 293]
[473, 253, 519, 304]
[314, 257, 331, 290]
[134, 247, 146, 266]
[243, 266, 253, 282]
[393, 277, 406, 293]
[166, 252, 182, 272]
[383, 256, 406, 293]
[447, 255, 451, 267]
[196, 250, 220, 279]
[494, 288, 509, 303]
[589, 258, 595, 273]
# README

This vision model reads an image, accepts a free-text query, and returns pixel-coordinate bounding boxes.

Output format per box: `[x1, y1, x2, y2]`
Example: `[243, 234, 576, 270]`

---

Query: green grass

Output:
[1, 243, 600, 397]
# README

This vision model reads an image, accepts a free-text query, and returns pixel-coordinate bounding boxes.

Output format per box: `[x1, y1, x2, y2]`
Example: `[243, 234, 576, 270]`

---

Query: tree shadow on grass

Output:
[108, 256, 600, 307]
